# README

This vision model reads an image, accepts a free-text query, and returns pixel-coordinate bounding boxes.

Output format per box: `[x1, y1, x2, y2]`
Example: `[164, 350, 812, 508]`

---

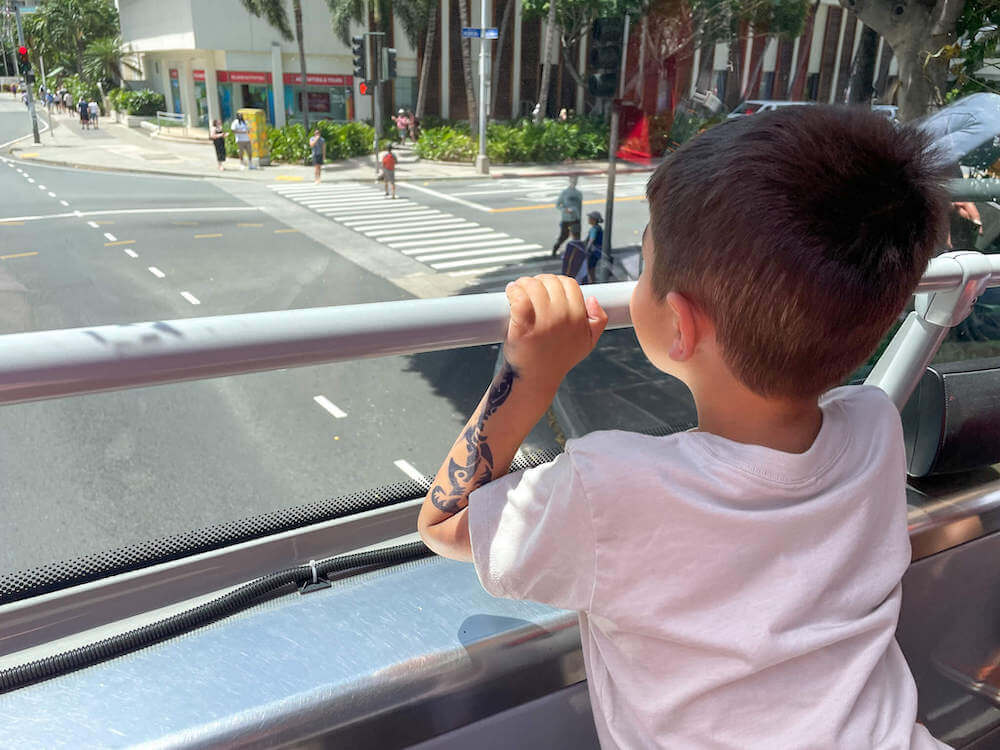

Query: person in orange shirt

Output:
[381, 145, 397, 199]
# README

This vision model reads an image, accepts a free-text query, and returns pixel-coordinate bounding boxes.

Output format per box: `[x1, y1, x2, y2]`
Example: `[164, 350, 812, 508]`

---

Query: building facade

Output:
[118, 0, 914, 130]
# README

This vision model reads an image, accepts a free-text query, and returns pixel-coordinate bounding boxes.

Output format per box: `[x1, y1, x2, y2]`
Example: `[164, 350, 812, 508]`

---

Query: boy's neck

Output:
[689, 376, 823, 454]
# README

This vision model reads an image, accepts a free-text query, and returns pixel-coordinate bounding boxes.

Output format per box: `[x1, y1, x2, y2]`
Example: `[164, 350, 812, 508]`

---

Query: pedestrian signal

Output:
[588, 19, 622, 98]
[351, 36, 367, 80]
[16, 46, 31, 77]
[384, 48, 397, 80]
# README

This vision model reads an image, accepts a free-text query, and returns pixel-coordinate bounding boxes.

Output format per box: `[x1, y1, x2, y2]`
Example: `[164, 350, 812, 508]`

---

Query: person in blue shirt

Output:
[585, 210, 604, 283]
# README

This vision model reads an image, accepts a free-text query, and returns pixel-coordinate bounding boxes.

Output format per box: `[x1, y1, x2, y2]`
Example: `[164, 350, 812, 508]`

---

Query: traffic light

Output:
[16, 45, 30, 77]
[588, 19, 622, 98]
[359, 80, 372, 96]
[351, 36, 366, 80]
[383, 48, 397, 80]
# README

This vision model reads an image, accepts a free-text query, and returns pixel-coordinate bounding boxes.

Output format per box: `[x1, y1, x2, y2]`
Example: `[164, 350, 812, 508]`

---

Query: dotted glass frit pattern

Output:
[0, 449, 560, 606]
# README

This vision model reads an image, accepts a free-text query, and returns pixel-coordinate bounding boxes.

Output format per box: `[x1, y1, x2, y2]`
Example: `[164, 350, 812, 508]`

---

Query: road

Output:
[0, 100, 559, 573]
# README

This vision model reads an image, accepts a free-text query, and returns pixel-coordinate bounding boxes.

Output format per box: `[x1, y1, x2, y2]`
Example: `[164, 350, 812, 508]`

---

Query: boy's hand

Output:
[504, 274, 608, 393]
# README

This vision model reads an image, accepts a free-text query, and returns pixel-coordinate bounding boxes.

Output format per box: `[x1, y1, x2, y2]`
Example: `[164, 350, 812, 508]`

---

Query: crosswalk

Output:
[268, 182, 555, 276]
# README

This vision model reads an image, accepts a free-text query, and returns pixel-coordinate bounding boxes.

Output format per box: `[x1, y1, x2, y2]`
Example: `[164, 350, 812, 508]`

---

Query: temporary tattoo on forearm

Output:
[430, 360, 518, 514]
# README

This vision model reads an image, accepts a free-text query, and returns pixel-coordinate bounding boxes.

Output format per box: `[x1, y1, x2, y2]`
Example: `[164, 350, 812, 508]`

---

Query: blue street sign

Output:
[461, 27, 481, 38]
[483, 27, 499, 39]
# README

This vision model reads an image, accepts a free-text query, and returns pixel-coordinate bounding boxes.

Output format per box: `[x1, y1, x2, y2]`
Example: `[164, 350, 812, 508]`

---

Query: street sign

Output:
[461, 27, 481, 38]
[483, 28, 499, 39]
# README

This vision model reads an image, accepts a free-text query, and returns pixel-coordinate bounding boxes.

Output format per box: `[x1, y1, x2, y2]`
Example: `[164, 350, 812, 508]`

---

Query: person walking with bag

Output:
[381, 145, 397, 199]
[231, 113, 253, 170]
[210, 120, 227, 172]
[552, 175, 583, 256]
[310, 129, 326, 184]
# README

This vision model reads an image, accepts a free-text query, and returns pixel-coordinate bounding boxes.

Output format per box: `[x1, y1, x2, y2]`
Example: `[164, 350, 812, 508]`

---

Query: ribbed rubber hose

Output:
[0, 540, 432, 694]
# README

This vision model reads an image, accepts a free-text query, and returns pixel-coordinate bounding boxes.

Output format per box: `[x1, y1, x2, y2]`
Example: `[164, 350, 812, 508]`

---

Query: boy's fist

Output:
[504, 274, 608, 392]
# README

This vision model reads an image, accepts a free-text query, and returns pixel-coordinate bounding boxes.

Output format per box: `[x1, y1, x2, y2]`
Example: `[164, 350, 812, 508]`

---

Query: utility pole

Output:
[12, 3, 40, 144]
[474, 0, 491, 175]
[603, 14, 629, 258]
[40, 52, 53, 139]
[368, 31, 385, 173]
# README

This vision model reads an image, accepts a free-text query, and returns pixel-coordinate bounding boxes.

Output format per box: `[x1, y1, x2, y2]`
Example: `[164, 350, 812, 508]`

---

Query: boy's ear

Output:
[665, 292, 699, 362]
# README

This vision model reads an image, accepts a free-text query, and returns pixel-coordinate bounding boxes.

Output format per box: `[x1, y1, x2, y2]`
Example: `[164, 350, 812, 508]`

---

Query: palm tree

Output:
[536, 0, 558, 123]
[393, 0, 437, 119]
[82, 36, 141, 89]
[240, 0, 312, 130]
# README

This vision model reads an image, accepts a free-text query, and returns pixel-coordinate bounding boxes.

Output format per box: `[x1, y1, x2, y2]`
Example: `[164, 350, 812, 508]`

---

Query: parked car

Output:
[726, 99, 812, 120]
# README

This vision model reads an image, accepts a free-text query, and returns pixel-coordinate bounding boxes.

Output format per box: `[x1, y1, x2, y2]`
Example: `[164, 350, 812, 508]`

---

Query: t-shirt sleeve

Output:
[468, 451, 596, 611]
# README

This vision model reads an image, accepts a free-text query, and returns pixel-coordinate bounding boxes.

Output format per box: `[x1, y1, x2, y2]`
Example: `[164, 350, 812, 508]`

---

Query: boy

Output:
[309, 128, 325, 184]
[381, 144, 397, 199]
[231, 113, 253, 170]
[418, 106, 951, 748]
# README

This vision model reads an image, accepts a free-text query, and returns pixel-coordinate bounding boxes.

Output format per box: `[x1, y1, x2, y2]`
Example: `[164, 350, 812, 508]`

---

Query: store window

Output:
[394, 77, 417, 112]
[285, 85, 353, 122]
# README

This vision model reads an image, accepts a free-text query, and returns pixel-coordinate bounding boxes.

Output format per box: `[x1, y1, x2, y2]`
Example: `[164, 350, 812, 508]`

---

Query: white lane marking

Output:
[26, 178, 34, 183]
[432, 250, 551, 270]
[180, 291, 201, 305]
[401, 237, 527, 255]
[87, 221, 99, 228]
[0, 115, 50, 150]
[417, 243, 544, 262]
[47, 192, 56, 198]
[59, 200, 69, 206]
[329, 208, 438, 221]
[37, 184, 46, 190]
[397, 181, 493, 213]
[148, 266, 165, 278]
[389, 231, 507, 250]
[0, 206, 262, 224]
[123, 248, 139, 258]
[296, 191, 385, 201]
[340, 211, 444, 227]
[310, 198, 416, 210]
[271, 185, 364, 194]
[393, 459, 428, 485]
[104, 232, 117, 242]
[366, 220, 473, 236]
[449, 266, 505, 277]
[313, 395, 347, 419]
[369, 224, 481, 240]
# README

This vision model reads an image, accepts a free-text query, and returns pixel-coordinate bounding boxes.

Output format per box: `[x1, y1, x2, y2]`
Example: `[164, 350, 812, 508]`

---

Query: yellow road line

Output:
[275, 175, 303, 182]
[237, 223, 263, 228]
[274, 228, 299, 234]
[95, 220, 114, 225]
[0, 221, 25, 226]
[0, 251, 38, 260]
[489, 195, 646, 213]
[172, 221, 198, 226]
[19, 152, 38, 158]
[104, 240, 135, 247]
[194, 233, 223, 239]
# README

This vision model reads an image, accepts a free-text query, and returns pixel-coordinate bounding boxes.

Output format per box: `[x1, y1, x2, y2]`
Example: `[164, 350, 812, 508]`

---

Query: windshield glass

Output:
[0, 0, 998, 578]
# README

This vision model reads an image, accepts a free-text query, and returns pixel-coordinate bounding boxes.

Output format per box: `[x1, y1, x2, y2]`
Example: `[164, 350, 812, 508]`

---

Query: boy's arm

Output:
[417, 275, 608, 562]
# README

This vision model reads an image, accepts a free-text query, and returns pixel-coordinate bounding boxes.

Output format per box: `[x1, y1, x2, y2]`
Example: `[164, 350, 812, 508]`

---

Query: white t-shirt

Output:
[231, 119, 250, 142]
[469, 386, 949, 750]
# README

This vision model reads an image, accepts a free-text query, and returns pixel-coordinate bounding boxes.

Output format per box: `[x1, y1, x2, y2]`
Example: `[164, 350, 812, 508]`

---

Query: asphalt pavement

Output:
[0, 100, 560, 573]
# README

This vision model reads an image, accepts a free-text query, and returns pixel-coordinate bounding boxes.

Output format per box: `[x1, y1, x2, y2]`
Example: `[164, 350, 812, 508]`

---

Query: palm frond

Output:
[240, 0, 295, 41]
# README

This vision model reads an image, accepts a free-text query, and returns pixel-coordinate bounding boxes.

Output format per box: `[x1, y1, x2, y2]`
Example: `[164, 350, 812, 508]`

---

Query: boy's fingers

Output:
[536, 274, 569, 318]
[505, 282, 534, 329]
[517, 276, 550, 318]
[555, 274, 587, 320]
[585, 296, 609, 343]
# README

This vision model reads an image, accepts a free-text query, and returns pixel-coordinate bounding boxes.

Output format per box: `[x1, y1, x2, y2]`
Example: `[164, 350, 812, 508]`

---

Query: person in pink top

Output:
[417, 107, 953, 749]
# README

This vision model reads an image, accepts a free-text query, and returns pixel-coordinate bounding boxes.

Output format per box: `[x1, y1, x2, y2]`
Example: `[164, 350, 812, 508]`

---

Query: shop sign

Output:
[169, 68, 179, 79]
[282, 73, 353, 87]
[217, 70, 272, 84]
[193, 70, 206, 82]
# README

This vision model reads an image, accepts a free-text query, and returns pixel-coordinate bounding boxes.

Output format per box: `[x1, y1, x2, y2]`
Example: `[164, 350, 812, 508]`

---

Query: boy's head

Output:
[633, 105, 949, 399]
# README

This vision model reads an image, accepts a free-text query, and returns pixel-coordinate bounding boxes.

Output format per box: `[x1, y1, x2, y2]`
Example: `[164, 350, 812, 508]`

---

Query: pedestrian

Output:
[409, 113, 420, 143]
[393, 109, 410, 143]
[231, 112, 253, 170]
[88, 99, 99, 128]
[584, 210, 604, 283]
[552, 175, 583, 256]
[381, 144, 397, 198]
[309, 127, 325, 184]
[209, 119, 227, 172]
[63, 91, 73, 116]
[78, 97, 90, 129]
[558, 107, 568, 121]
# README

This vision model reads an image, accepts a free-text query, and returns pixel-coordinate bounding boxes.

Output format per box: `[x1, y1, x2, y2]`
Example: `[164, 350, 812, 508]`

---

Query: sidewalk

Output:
[5, 108, 658, 182]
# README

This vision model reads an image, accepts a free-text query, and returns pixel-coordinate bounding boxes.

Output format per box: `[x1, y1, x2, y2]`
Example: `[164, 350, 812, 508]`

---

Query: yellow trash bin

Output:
[238, 108, 270, 167]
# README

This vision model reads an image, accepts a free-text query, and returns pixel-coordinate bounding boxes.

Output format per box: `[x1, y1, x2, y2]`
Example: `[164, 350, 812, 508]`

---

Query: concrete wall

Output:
[119, 0, 195, 51]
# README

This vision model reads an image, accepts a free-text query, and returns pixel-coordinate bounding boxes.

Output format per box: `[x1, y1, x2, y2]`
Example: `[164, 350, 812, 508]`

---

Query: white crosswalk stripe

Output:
[268, 181, 559, 275]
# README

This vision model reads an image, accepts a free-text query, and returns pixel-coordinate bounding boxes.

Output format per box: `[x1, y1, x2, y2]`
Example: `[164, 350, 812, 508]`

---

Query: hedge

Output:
[223, 120, 378, 162]
[414, 118, 610, 163]
[108, 88, 165, 116]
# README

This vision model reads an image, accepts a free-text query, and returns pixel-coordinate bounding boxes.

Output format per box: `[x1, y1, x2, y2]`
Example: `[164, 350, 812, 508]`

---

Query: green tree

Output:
[82, 36, 141, 89]
[22, 0, 119, 78]
[239, 0, 314, 130]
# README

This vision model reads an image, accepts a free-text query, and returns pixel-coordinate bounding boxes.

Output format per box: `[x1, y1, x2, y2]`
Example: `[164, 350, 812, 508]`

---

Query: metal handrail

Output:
[0, 253, 999, 409]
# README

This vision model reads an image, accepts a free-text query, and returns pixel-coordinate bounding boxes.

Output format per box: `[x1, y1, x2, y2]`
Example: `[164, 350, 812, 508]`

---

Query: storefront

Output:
[193, 69, 208, 125]
[217, 70, 275, 124]
[282, 73, 354, 123]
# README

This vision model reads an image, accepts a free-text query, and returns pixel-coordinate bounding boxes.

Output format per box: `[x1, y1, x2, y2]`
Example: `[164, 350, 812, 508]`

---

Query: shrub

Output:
[126, 89, 165, 116]
[60, 74, 102, 113]
[414, 126, 476, 161]
[256, 120, 376, 164]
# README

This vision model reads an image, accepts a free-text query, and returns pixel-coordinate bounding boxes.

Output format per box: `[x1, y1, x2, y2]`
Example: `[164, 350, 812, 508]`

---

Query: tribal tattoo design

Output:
[429, 360, 519, 514]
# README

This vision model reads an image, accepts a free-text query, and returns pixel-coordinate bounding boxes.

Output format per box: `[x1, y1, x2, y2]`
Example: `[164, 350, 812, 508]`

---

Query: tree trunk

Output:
[555, 44, 564, 113]
[294, 0, 309, 131]
[416, 1, 437, 118]
[740, 35, 772, 100]
[846, 0, 964, 120]
[845, 24, 879, 104]
[490, 0, 513, 118]
[536, 0, 557, 123]
[458, 0, 477, 131]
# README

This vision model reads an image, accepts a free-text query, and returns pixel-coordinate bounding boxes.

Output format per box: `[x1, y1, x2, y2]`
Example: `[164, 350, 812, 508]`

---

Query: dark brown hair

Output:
[646, 105, 950, 398]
